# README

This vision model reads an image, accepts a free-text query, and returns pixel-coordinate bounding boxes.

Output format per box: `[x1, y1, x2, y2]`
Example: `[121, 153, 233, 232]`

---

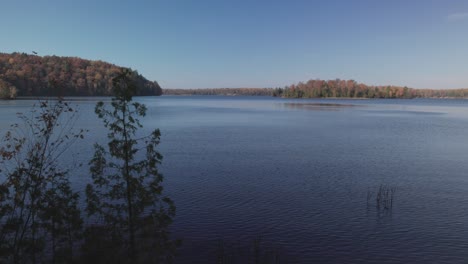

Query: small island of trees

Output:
[274, 79, 468, 99]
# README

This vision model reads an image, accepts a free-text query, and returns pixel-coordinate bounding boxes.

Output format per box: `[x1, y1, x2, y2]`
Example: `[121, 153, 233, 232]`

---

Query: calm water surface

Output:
[1, 96, 468, 263]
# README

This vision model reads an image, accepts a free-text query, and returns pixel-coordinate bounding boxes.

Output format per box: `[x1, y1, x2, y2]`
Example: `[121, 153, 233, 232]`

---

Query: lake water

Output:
[1, 96, 468, 263]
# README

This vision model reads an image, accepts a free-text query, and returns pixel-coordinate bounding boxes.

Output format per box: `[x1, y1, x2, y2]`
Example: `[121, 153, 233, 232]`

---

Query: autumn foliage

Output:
[277, 79, 468, 99]
[0, 52, 162, 97]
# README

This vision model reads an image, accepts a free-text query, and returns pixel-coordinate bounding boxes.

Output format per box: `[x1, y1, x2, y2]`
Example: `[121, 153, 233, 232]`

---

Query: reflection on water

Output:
[280, 102, 360, 111]
[364, 109, 446, 116]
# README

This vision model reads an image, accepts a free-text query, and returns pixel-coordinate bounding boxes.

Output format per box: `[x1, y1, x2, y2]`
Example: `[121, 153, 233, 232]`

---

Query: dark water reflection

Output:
[280, 102, 360, 111]
[1, 96, 468, 263]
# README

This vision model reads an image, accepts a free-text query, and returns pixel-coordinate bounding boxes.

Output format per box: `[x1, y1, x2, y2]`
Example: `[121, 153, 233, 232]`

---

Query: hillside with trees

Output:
[0, 52, 162, 97]
[0, 78, 17, 99]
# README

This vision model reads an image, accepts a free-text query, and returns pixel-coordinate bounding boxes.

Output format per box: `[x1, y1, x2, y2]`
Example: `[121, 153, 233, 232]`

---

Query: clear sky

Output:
[1, 0, 467, 89]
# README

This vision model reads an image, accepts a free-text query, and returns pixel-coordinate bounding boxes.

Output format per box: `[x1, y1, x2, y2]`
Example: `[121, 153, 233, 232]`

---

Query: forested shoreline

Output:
[163, 88, 274, 96]
[164, 79, 468, 99]
[0, 52, 162, 98]
[2, 51, 467, 100]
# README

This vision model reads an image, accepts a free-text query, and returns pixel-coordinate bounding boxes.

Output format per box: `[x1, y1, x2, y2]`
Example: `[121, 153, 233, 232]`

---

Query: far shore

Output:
[2, 95, 468, 101]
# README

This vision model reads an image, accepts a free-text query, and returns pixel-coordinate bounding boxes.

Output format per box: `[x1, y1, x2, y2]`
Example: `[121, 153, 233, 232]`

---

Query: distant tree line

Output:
[163, 88, 274, 96]
[0, 52, 162, 97]
[274, 79, 468, 99]
[164, 79, 468, 99]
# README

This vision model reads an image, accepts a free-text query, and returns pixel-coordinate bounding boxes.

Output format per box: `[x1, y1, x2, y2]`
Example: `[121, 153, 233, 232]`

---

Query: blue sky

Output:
[1, 0, 467, 89]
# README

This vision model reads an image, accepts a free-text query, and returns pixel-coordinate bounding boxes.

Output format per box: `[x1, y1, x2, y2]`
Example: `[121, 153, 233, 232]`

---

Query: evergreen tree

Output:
[85, 69, 178, 263]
